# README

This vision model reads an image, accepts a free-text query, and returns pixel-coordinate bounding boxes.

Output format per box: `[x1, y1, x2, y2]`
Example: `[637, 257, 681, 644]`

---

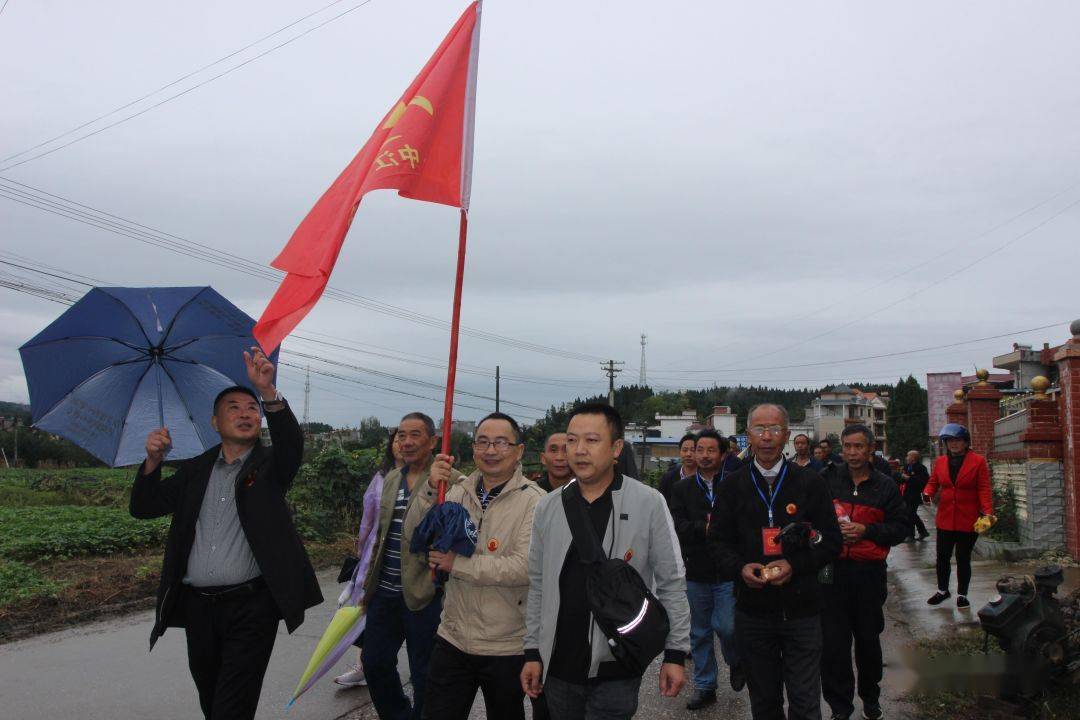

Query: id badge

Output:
[761, 526, 782, 557]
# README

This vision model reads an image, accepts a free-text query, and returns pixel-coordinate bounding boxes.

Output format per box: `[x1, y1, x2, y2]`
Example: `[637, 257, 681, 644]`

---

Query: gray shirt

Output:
[183, 447, 261, 587]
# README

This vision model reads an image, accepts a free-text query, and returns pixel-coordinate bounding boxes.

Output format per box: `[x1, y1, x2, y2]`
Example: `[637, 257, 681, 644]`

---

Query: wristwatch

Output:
[262, 391, 285, 411]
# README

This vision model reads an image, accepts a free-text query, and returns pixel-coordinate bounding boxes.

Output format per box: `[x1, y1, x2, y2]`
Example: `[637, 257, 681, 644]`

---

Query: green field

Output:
[0, 451, 366, 636]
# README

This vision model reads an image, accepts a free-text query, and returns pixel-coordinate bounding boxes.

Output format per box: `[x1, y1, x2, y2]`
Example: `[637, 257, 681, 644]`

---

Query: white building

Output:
[707, 405, 737, 437]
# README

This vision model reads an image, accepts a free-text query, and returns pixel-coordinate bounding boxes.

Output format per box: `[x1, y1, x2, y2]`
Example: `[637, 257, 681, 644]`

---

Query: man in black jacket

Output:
[130, 347, 322, 720]
[709, 404, 842, 720]
[819, 425, 909, 720]
[659, 433, 698, 503]
[900, 450, 930, 540]
[669, 430, 743, 710]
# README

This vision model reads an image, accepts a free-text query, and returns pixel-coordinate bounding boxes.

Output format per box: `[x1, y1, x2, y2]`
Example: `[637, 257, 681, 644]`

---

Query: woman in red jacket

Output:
[922, 423, 993, 608]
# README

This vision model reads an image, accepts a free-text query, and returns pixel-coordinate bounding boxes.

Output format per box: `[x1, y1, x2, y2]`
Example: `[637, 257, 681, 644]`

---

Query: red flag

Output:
[254, 2, 482, 353]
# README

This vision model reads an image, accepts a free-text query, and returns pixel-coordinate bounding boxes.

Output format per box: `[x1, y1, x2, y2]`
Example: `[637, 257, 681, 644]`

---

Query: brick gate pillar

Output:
[1054, 319, 1080, 559]
[967, 369, 1003, 458]
[946, 389, 967, 426]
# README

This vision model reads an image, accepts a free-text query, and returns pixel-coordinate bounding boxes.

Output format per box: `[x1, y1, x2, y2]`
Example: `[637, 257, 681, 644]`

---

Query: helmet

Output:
[938, 423, 970, 442]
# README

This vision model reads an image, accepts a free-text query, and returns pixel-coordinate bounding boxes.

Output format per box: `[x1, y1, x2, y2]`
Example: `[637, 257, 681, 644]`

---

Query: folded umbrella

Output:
[409, 501, 478, 557]
[19, 286, 274, 467]
[287, 606, 363, 708]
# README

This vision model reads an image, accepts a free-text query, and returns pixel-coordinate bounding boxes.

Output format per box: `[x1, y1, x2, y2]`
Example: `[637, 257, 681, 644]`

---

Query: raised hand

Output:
[145, 427, 171, 472]
[243, 346, 276, 399]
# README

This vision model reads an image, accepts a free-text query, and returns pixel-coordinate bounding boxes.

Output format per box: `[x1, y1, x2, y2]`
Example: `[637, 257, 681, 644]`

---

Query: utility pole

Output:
[495, 365, 500, 412]
[639, 333, 647, 386]
[601, 360, 625, 407]
[302, 365, 311, 431]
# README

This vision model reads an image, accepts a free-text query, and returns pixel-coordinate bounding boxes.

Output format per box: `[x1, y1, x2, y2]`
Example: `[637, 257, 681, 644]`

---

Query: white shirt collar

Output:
[754, 458, 783, 478]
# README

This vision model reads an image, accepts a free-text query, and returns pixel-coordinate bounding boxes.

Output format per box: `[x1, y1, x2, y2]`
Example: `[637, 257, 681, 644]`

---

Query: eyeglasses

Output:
[748, 424, 786, 437]
[473, 438, 520, 451]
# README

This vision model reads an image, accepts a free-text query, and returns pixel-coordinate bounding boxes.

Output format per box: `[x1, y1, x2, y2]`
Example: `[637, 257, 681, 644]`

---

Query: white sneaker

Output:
[333, 664, 368, 687]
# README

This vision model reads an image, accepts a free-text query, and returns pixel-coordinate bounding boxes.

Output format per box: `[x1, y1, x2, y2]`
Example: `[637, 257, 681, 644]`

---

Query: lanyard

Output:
[695, 465, 727, 507]
[695, 472, 714, 506]
[750, 461, 788, 527]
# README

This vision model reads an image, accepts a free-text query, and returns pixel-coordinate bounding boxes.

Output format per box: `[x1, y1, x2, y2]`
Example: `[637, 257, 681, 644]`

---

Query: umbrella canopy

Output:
[19, 286, 276, 467]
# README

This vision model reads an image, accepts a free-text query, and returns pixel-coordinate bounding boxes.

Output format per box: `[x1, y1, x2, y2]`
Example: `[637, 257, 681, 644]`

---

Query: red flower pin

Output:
[624, 549, 634, 562]
[487, 538, 499, 552]
[786, 503, 797, 515]
[244, 471, 257, 487]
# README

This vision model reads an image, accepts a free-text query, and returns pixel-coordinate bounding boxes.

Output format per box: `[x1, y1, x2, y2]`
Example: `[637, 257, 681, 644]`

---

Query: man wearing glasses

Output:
[418, 412, 544, 719]
[708, 404, 841, 720]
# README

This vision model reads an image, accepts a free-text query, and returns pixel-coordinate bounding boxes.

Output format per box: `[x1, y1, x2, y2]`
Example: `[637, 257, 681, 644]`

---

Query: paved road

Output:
[6, 505, 1077, 720]
[0, 570, 380, 720]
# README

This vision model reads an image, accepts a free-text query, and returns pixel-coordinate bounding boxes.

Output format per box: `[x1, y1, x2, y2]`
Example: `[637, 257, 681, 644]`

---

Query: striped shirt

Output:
[377, 470, 411, 595]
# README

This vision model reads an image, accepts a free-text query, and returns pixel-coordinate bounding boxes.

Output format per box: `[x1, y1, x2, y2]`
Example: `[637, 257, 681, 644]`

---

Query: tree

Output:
[303, 421, 333, 435]
[356, 416, 386, 448]
[885, 375, 929, 457]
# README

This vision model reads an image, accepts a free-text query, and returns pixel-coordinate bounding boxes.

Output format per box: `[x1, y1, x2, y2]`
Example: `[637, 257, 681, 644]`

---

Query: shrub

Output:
[988, 481, 1019, 543]
[288, 446, 379, 542]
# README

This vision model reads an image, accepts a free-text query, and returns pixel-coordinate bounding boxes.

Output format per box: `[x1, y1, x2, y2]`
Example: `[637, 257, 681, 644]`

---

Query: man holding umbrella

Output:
[130, 347, 321, 720]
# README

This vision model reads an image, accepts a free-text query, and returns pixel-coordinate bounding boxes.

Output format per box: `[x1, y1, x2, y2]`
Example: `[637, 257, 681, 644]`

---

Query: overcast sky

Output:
[1, 0, 1078, 429]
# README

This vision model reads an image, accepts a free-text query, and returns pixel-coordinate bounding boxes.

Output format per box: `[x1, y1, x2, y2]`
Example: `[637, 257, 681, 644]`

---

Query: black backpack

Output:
[562, 485, 670, 675]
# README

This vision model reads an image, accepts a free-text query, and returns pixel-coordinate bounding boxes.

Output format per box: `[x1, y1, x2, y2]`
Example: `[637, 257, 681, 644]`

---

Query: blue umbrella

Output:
[19, 286, 276, 467]
[410, 501, 478, 557]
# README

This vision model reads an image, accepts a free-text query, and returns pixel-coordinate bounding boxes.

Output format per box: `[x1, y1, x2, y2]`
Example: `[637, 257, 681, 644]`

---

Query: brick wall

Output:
[1054, 327, 1080, 559]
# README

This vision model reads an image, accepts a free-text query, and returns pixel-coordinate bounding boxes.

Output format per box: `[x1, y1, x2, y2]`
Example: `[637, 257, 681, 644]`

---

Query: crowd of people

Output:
[129, 348, 996, 720]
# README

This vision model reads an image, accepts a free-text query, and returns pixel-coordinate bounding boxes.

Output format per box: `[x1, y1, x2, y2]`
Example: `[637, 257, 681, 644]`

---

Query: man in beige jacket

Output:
[414, 412, 544, 720]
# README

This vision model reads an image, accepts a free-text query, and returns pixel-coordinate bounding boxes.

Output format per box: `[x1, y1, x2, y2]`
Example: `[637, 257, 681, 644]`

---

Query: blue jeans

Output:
[360, 590, 443, 720]
[686, 580, 739, 691]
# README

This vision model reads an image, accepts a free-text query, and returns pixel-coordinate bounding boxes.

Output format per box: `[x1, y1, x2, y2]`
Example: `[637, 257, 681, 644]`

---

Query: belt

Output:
[190, 576, 266, 598]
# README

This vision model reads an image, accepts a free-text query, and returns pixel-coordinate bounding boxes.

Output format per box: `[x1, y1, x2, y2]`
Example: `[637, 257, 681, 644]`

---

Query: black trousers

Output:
[421, 636, 527, 720]
[821, 561, 888, 717]
[907, 501, 928, 537]
[936, 529, 978, 595]
[182, 580, 280, 720]
[735, 609, 822, 720]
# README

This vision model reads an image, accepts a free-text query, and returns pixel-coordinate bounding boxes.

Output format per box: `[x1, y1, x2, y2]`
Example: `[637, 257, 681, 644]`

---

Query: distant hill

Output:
[0, 401, 31, 421]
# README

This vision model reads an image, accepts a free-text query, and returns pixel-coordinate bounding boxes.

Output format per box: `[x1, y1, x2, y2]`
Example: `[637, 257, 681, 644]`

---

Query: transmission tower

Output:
[639, 333, 647, 386]
[302, 364, 311, 429]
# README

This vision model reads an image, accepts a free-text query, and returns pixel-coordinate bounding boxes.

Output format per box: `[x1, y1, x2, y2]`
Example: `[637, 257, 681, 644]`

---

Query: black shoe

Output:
[862, 704, 883, 719]
[904, 536, 915, 543]
[729, 664, 746, 692]
[927, 590, 951, 605]
[830, 714, 851, 720]
[918, 531, 930, 540]
[686, 689, 717, 710]
[957, 595, 971, 608]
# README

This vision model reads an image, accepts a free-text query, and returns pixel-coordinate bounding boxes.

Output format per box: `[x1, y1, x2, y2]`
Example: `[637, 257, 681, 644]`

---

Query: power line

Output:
[774, 178, 1080, 331]
[0, 177, 609, 363]
[0, 253, 609, 393]
[1, 0, 352, 165]
[0, 0, 379, 172]
[646, 321, 1067, 375]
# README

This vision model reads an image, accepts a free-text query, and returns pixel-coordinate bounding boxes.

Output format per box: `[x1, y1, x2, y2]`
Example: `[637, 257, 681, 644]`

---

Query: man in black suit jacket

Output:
[130, 347, 322, 720]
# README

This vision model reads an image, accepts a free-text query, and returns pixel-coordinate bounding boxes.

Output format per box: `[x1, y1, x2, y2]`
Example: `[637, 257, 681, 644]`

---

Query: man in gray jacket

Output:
[520, 403, 690, 719]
